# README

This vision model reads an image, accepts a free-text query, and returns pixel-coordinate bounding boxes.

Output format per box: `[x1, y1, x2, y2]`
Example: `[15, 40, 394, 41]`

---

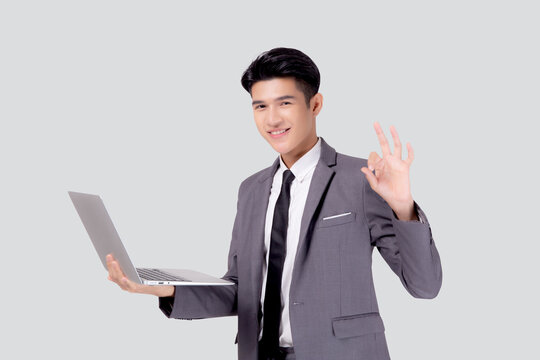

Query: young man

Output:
[107, 47, 442, 360]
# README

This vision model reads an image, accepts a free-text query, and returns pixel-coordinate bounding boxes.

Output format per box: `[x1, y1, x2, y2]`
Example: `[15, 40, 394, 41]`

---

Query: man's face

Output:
[251, 77, 322, 166]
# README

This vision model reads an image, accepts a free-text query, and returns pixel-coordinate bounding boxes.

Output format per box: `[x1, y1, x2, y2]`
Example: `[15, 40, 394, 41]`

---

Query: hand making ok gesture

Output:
[360, 122, 418, 221]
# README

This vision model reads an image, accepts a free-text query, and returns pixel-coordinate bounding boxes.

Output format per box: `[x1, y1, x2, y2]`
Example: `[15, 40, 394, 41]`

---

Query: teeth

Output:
[271, 129, 287, 135]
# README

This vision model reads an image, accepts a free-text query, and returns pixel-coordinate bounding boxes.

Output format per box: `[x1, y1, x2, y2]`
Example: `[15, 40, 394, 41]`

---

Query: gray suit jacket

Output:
[159, 137, 442, 360]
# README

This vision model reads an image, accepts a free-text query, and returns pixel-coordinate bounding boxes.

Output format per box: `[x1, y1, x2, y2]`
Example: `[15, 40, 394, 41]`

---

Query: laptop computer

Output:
[69, 191, 233, 286]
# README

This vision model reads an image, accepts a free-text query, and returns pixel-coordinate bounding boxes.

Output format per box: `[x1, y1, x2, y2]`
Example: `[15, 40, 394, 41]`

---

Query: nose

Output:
[265, 105, 282, 127]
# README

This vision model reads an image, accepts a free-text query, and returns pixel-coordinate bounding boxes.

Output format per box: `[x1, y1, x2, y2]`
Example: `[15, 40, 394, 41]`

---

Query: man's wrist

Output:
[153, 285, 175, 298]
[390, 199, 419, 221]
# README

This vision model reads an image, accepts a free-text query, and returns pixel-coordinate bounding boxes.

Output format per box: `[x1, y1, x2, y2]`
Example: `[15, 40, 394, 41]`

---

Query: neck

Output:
[281, 135, 318, 168]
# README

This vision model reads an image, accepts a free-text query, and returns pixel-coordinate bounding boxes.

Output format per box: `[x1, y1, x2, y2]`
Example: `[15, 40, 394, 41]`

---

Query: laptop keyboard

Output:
[136, 268, 190, 282]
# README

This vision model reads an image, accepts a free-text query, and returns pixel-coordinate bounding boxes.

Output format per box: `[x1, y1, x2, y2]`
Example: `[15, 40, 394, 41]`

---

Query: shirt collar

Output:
[278, 137, 321, 183]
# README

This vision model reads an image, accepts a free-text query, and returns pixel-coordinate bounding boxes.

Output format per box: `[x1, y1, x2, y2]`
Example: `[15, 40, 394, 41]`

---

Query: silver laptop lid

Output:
[69, 191, 142, 284]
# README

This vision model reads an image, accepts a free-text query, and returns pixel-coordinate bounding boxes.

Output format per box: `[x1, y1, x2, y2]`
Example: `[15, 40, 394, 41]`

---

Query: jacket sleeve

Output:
[158, 183, 244, 319]
[363, 179, 443, 299]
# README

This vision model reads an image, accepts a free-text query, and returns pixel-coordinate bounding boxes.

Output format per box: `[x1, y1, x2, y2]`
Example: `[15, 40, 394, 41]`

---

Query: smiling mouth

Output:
[269, 128, 290, 135]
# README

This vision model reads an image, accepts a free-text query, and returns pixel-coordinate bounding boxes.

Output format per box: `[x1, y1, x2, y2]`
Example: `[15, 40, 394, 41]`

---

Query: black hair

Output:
[240, 47, 320, 107]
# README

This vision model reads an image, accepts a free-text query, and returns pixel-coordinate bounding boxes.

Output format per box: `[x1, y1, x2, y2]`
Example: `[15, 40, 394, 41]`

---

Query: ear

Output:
[310, 93, 323, 116]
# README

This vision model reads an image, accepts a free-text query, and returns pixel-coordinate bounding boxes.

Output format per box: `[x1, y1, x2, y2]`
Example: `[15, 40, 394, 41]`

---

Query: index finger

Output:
[373, 122, 391, 157]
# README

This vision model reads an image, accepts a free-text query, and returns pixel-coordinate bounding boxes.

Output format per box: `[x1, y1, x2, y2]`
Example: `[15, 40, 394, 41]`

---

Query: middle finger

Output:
[389, 125, 402, 159]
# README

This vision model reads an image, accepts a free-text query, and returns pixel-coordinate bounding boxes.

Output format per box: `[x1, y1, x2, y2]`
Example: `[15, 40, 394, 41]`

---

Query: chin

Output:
[267, 142, 288, 155]
[270, 143, 286, 154]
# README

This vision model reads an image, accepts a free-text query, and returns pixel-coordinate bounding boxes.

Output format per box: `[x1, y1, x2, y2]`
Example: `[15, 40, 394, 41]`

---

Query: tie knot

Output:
[282, 170, 295, 185]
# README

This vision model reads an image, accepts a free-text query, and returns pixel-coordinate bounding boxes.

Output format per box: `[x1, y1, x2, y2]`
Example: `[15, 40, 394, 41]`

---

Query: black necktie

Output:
[261, 169, 295, 358]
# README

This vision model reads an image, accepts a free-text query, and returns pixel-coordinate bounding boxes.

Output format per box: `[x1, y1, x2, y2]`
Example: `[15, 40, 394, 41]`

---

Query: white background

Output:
[1, 1, 538, 358]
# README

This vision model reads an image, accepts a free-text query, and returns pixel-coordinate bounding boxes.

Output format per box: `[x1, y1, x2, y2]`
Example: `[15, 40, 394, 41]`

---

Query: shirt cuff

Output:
[392, 201, 426, 223]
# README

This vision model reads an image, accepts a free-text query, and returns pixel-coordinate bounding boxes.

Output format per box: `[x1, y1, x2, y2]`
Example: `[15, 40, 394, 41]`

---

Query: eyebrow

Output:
[252, 95, 296, 106]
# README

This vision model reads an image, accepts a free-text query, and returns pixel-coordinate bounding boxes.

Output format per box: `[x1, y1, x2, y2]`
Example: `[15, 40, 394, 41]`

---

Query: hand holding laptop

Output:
[106, 254, 175, 298]
[70, 191, 234, 290]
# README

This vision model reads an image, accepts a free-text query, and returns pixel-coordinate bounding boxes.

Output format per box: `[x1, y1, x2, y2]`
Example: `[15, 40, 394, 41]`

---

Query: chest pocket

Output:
[317, 211, 356, 228]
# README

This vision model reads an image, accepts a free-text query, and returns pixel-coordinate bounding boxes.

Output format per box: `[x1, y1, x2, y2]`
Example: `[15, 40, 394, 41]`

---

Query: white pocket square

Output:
[322, 212, 352, 220]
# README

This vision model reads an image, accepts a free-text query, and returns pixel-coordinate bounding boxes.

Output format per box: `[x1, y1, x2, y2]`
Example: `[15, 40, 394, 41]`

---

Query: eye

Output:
[254, 104, 266, 110]
[281, 101, 291, 106]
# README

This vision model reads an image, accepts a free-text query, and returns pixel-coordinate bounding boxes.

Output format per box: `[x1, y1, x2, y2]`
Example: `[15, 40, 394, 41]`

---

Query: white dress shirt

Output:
[258, 137, 322, 347]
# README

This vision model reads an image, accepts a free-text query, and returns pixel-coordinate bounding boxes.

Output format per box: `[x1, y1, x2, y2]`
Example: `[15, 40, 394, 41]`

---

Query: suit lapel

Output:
[293, 138, 337, 277]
